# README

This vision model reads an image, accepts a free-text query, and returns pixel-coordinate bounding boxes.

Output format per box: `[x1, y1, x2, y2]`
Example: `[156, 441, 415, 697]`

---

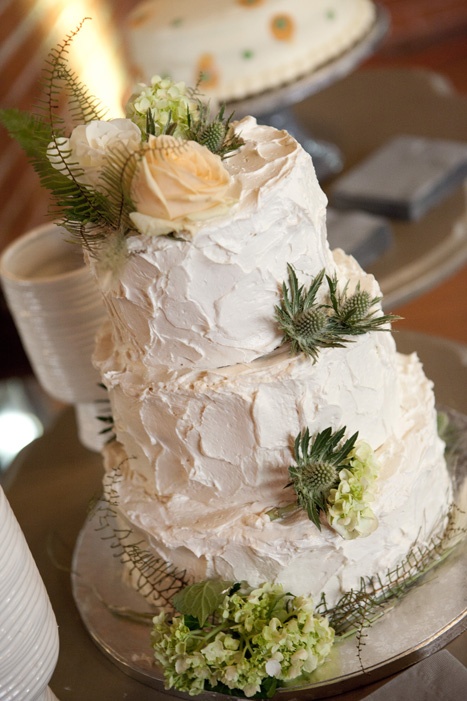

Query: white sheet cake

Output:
[125, 0, 376, 101]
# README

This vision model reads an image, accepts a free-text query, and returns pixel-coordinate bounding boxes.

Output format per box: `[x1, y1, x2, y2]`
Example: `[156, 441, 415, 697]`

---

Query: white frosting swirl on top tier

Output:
[90, 117, 334, 369]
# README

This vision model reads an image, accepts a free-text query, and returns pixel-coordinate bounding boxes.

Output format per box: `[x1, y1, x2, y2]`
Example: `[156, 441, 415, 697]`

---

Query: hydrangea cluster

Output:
[327, 441, 379, 539]
[151, 581, 335, 697]
[125, 75, 199, 138]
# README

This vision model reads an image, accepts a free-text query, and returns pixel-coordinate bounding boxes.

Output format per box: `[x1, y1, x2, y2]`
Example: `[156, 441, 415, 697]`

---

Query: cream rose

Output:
[129, 134, 234, 237]
[47, 118, 142, 189]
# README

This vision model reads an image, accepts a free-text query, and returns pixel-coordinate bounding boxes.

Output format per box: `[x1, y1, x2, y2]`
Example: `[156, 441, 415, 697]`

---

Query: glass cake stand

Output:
[227, 4, 390, 181]
[70, 406, 467, 699]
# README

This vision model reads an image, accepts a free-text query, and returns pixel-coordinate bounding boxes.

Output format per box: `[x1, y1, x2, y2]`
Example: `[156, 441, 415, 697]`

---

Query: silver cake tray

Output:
[71, 409, 467, 700]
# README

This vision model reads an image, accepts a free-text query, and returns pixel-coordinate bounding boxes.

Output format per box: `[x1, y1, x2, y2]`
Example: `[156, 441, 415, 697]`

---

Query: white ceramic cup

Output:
[0, 223, 107, 405]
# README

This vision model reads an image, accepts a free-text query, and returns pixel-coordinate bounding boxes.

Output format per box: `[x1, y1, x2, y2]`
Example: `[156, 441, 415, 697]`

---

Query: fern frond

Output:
[0, 108, 52, 160]
[38, 18, 105, 132]
[52, 62, 107, 126]
[98, 142, 140, 232]
[0, 107, 107, 250]
[0, 22, 117, 253]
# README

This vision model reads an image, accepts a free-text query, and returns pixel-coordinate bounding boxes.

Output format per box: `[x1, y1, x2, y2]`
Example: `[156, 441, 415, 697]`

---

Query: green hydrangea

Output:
[125, 75, 199, 138]
[326, 441, 379, 539]
[151, 581, 335, 697]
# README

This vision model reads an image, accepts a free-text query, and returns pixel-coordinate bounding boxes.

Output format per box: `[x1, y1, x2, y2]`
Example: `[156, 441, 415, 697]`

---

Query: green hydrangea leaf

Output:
[172, 580, 233, 626]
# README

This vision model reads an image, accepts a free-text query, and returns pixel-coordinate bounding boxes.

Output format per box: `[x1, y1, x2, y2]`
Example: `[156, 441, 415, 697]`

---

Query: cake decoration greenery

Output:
[151, 580, 335, 698]
[276, 265, 401, 360]
[95, 383, 116, 443]
[125, 75, 199, 139]
[325, 274, 401, 335]
[275, 266, 348, 360]
[95, 495, 463, 694]
[267, 426, 379, 539]
[149, 501, 463, 694]
[145, 503, 463, 696]
[0, 21, 243, 264]
[98, 465, 191, 609]
[126, 75, 243, 158]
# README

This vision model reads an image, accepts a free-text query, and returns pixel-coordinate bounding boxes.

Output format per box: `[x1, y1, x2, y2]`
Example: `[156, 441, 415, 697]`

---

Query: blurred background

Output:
[0, 0, 466, 468]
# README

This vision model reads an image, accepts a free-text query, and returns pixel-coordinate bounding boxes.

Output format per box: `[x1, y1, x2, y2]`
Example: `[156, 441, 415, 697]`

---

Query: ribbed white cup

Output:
[0, 223, 107, 404]
[0, 487, 60, 700]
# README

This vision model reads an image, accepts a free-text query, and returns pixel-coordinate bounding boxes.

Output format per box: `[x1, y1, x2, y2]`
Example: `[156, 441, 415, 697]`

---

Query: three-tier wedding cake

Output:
[0, 30, 455, 692]
[87, 115, 452, 608]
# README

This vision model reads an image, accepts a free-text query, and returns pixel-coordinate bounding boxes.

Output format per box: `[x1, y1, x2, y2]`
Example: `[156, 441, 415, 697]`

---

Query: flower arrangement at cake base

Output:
[151, 581, 334, 698]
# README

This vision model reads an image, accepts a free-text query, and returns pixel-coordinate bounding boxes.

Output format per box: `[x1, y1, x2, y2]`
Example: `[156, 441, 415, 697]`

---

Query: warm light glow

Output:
[42, 0, 127, 116]
[0, 410, 43, 468]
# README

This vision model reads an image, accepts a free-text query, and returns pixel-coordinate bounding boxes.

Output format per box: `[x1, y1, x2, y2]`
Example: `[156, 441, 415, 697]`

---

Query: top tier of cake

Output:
[126, 0, 376, 102]
[90, 117, 358, 370]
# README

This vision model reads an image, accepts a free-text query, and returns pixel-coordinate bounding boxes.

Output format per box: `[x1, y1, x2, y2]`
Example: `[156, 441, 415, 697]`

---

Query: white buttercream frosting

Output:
[91, 118, 452, 608]
[96, 316, 398, 509]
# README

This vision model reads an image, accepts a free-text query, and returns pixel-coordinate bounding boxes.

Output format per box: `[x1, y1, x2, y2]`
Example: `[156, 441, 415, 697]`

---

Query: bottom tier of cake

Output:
[102, 349, 452, 609]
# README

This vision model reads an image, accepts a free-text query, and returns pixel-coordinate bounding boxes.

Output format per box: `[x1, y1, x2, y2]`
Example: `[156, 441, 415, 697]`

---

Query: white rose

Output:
[47, 118, 142, 189]
[129, 134, 235, 237]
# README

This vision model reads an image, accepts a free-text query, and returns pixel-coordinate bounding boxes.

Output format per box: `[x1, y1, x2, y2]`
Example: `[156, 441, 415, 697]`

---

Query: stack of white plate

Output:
[0, 487, 59, 700]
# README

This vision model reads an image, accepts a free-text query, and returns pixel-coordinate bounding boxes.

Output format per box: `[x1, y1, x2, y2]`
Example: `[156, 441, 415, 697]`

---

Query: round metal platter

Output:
[72, 409, 467, 700]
